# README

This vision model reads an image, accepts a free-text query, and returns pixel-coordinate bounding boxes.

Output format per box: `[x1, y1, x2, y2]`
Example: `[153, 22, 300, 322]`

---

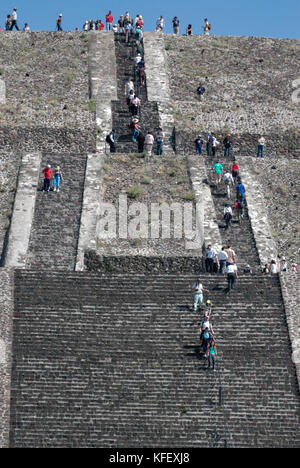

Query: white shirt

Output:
[11, 11, 17, 20]
[223, 173, 234, 184]
[145, 134, 154, 145]
[193, 282, 203, 293]
[226, 264, 237, 274]
[206, 248, 216, 259]
[218, 251, 228, 261]
[125, 81, 134, 96]
[212, 137, 220, 147]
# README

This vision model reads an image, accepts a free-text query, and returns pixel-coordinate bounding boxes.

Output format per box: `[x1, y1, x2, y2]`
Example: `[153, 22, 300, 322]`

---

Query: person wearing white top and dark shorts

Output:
[226, 263, 238, 292]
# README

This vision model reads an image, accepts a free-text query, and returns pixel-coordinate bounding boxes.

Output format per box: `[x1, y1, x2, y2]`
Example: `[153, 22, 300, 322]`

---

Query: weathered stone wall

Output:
[0, 268, 13, 448]
[164, 35, 300, 139]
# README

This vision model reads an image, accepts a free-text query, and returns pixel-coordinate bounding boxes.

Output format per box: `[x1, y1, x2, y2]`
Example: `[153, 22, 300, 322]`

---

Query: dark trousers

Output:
[109, 143, 116, 153]
[10, 20, 19, 31]
[227, 273, 236, 291]
[43, 178, 51, 191]
[205, 258, 214, 273]
[219, 260, 226, 274]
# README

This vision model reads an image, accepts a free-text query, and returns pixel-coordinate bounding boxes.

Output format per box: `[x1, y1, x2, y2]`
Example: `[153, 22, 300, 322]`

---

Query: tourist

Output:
[83, 20, 89, 31]
[5, 15, 12, 30]
[42, 165, 52, 192]
[138, 63, 146, 86]
[236, 179, 246, 203]
[124, 13, 132, 43]
[223, 134, 232, 157]
[201, 327, 213, 357]
[211, 134, 220, 156]
[53, 166, 63, 193]
[172, 16, 180, 35]
[156, 16, 165, 32]
[225, 245, 236, 266]
[280, 257, 288, 272]
[218, 247, 228, 275]
[234, 199, 244, 223]
[135, 25, 142, 43]
[145, 132, 154, 157]
[56, 14, 63, 31]
[112, 24, 118, 33]
[205, 244, 216, 273]
[207, 340, 217, 371]
[269, 260, 278, 274]
[197, 83, 206, 97]
[106, 129, 116, 153]
[9, 8, 19, 31]
[257, 135, 265, 159]
[203, 299, 212, 318]
[203, 18, 211, 35]
[105, 11, 113, 31]
[131, 95, 141, 116]
[206, 133, 213, 156]
[127, 89, 135, 111]
[262, 264, 270, 274]
[243, 264, 252, 274]
[194, 135, 204, 154]
[226, 262, 238, 292]
[213, 160, 223, 185]
[129, 117, 140, 143]
[186, 24, 193, 36]
[156, 128, 165, 156]
[125, 78, 134, 97]
[291, 262, 297, 273]
[23, 23, 30, 31]
[222, 170, 234, 196]
[192, 278, 209, 312]
[231, 160, 239, 184]
[118, 15, 125, 33]
[136, 132, 145, 153]
[224, 203, 233, 230]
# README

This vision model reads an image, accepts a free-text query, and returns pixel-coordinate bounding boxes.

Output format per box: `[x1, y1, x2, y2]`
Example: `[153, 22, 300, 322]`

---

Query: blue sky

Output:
[1, 0, 299, 38]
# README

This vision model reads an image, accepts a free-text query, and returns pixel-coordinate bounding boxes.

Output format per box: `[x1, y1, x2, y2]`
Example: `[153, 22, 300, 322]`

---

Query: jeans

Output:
[208, 353, 216, 369]
[56, 23, 63, 31]
[156, 141, 163, 155]
[131, 129, 139, 142]
[194, 293, 203, 311]
[43, 178, 51, 191]
[225, 217, 232, 230]
[227, 273, 236, 291]
[10, 20, 19, 31]
[219, 260, 226, 274]
[196, 144, 203, 154]
[205, 258, 214, 273]
[257, 145, 264, 158]
[53, 177, 61, 189]
[237, 193, 245, 203]
[224, 146, 231, 157]
[106, 22, 112, 31]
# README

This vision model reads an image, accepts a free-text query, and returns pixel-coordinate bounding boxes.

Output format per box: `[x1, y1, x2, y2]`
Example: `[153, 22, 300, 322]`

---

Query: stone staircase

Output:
[203, 153, 261, 269]
[26, 153, 87, 271]
[10, 270, 300, 448]
[112, 33, 161, 154]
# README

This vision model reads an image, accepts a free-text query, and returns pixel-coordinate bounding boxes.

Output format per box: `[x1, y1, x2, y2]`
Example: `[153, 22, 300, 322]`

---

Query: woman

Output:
[269, 260, 278, 274]
[129, 118, 140, 143]
[280, 257, 288, 272]
[145, 132, 154, 157]
[232, 160, 239, 184]
[207, 340, 217, 371]
[186, 24, 192, 36]
[201, 327, 212, 358]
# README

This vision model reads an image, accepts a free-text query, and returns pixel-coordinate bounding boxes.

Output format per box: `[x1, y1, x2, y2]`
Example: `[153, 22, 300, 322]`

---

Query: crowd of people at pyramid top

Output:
[2, 8, 212, 35]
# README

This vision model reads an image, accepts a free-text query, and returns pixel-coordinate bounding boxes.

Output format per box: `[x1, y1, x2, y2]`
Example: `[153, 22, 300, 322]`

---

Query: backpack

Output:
[106, 134, 111, 143]
[224, 211, 232, 220]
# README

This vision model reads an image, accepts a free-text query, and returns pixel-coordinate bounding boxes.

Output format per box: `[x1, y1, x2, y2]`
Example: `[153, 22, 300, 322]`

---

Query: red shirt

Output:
[100, 22, 104, 30]
[106, 14, 113, 23]
[232, 164, 239, 171]
[43, 168, 52, 179]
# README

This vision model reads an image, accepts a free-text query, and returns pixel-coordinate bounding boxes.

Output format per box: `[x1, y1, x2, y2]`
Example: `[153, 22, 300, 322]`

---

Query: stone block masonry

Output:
[4, 153, 41, 268]
[0, 268, 14, 448]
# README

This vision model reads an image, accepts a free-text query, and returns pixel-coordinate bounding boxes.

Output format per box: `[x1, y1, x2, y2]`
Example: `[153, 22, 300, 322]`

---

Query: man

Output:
[136, 132, 145, 153]
[223, 134, 232, 157]
[224, 203, 233, 230]
[203, 18, 211, 35]
[23, 23, 30, 31]
[218, 247, 228, 275]
[194, 135, 204, 154]
[125, 77, 134, 98]
[124, 13, 132, 43]
[172, 16, 180, 35]
[225, 245, 236, 266]
[197, 84, 206, 97]
[205, 244, 216, 273]
[213, 160, 223, 185]
[226, 262, 238, 292]
[236, 179, 246, 203]
[42, 164, 52, 192]
[118, 15, 125, 33]
[131, 95, 141, 116]
[56, 14, 63, 31]
[257, 135, 265, 159]
[129, 118, 140, 143]
[9, 8, 19, 31]
[192, 278, 209, 312]
[106, 130, 116, 153]
[105, 11, 113, 31]
[211, 134, 220, 156]
[156, 128, 165, 156]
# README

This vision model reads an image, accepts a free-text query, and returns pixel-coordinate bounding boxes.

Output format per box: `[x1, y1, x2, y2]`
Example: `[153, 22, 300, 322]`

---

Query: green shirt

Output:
[214, 163, 223, 174]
